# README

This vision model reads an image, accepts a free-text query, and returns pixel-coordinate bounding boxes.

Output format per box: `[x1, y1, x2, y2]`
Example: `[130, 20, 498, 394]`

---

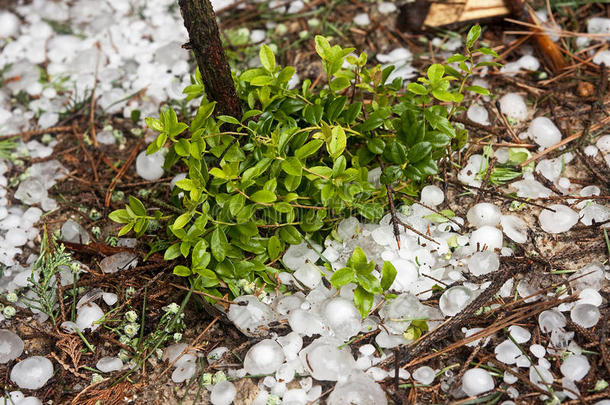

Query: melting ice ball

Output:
[96, 357, 123, 373]
[135, 150, 165, 181]
[462, 368, 495, 397]
[0, 330, 24, 363]
[528, 117, 561, 149]
[420, 185, 444, 207]
[469, 226, 503, 251]
[413, 366, 436, 385]
[468, 251, 499, 276]
[76, 302, 104, 331]
[570, 303, 600, 328]
[299, 337, 356, 381]
[499, 93, 528, 121]
[210, 381, 236, 405]
[538, 310, 566, 333]
[467, 203, 502, 228]
[243, 339, 285, 375]
[61, 219, 90, 244]
[327, 371, 387, 405]
[439, 286, 475, 317]
[322, 297, 362, 341]
[560, 354, 590, 381]
[539, 204, 578, 233]
[500, 215, 528, 244]
[10, 356, 54, 390]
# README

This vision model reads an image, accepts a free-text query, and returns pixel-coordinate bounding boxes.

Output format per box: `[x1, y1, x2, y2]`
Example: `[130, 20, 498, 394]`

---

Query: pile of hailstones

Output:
[156, 184, 607, 405]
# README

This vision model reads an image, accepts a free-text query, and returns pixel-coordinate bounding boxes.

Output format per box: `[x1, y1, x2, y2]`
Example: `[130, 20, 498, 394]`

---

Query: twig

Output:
[104, 138, 144, 207]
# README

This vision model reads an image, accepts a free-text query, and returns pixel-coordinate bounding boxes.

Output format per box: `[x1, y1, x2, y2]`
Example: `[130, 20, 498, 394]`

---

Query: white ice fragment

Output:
[593, 50, 610, 65]
[468, 251, 499, 276]
[227, 295, 276, 337]
[299, 337, 356, 381]
[587, 17, 610, 37]
[288, 308, 329, 337]
[76, 303, 104, 331]
[538, 310, 566, 333]
[283, 241, 320, 270]
[539, 204, 578, 234]
[10, 356, 53, 390]
[100, 252, 138, 273]
[469, 226, 503, 251]
[172, 361, 196, 383]
[529, 365, 554, 392]
[102, 293, 118, 306]
[287, 0, 304, 14]
[439, 286, 475, 317]
[508, 325, 531, 343]
[499, 93, 528, 121]
[596, 135, 610, 152]
[495, 339, 521, 364]
[61, 219, 90, 244]
[467, 203, 502, 228]
[570, 303, 600, 328]
[584, 145, 598, 157]
[163, 343, 196, 367]
[327, 371, 387, 405]
[250, 29, 266, 43]
[413, 366, 435, 385]
[210, 381, 236, 405]
[96, 357, 123, 373]
[511, 178, 552, 199]
[38, 112, 59, 129]
[337, 217, 360, 241]
[569, 262, 605, 292]
[530, 344, 545, 358]
[504, 370, 518, 384]
[577, 288, 602, 307]
[467, 104, 490, 125]
[322, 297, 362, 341]
[353, 13, 370, 26]
[0, 330, 24, 363]
[420, 185, 444, 207]
[500, 215, 528, 244]
[359, 344, 376, 357]
[462, 368, 495, 397]
[14, 178, 47, 205]
[378, 2, 397, 14]
[282, 388, 307, 403]
[135, 150, 165, 181]
[580, 203, 610, 226]
[294, 263, 322, 289]
[243, 339, 285, 375]
[0, 12, 20, 38]
[464, 327, 490, 347]
[560, 354, 590, 381]
[528, 117, 562, 149]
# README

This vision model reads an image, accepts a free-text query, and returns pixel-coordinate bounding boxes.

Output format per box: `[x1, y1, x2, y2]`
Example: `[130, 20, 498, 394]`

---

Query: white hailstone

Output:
[529, 365, 554, 392]
[378, 2, 397, 14]
[38, 112, 59, 129]
[579, 185, 601, 198]
[76, 302, 104, 331]
[96, 357, 123, 373]
[560, 354, 590, 381]
[528, 117, 562, 149]
[327, 371, 387, 405]
[294, 262, 322, 289]
[577, 289, 602, 307]
[467, 251, 499, 276]
[228, 295, 276, 337]
[517, 55, 540, 71]
[10, 356, 54, 390]
[511, 177, 553, 199]
[299, 337, 356, 381]
[100, 252, 138, 273]
[210, 381, 236, 405]
[288, 309, 329, 337]
[570, 303, 600, 328]
[359, 344, 376, 357]
[508, 325, 531, 343]
[495, 339, 521, 364]
[580, 203, 610, 226]
[467, 104, 490, 125]
[172, 361, 196, 383]
[208, 347, 229, 363]
[0, 11, 20, 38]
[287, 0, 304, 13]
[500, 215, 528, 244]
[243, 339, 285, 375]
[593, 50, 610, 66]
[420, 185, 444, 207]
[551, 328, 574, 350]
[135, 150, 165, 181]
[14, 178, 47, 205]
[499, 93, 528, 121]
[322, 297, 362, 341]
[353, 13, 370, 26]
[371, 225, 395, 246]
[96, 130, 116, 145]
[380, 293, 428, 334]
[469, 226, 503, 251]
[588, 17, 610, 36]
[539, 204, 578, 234]
[439, 286, 475, 317]
[163, 343, 196, 367]
[0, 330, 24, 363]
[337, 217, 360, 241]
[283, 388, 307, 403]
[596, 135, 610, 152]
[61, 219, 90, 244]
[569, 262, 605, 292]
[413, 366, 436, 385]
[562, 378, 580, 400]
[283, 241, 320, 270]
[530, 344, 545, 358]
[584, 145, 598, 157]
[5, 230, 27, 247]
[16, 397, 42, 405]
[376, 48, 411, 64]
[538, 310, 566, 333]
[367, 167, 382, 188]
[464, 327, 490, 347]
[462, 368, 495, 397]
[102, 293, 118, 306]
[250, 29, 266, 43]
[504, 370, 518, 384]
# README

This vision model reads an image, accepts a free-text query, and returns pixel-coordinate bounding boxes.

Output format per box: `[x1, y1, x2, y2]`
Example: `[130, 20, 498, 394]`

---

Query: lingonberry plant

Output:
[111, 26, 498, 303]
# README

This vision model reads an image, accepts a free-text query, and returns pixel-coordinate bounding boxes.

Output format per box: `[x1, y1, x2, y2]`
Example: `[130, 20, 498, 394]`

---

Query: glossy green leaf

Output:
[380, 261, 397, 291]
[353, 286, 374, 318]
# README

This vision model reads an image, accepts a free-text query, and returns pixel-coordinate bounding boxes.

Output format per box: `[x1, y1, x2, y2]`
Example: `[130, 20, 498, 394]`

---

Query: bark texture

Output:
[178, 0, 242, 119]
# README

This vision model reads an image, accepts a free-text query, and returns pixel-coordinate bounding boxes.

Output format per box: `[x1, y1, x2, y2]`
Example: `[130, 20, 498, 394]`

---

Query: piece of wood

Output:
[178, 0, 242, 119]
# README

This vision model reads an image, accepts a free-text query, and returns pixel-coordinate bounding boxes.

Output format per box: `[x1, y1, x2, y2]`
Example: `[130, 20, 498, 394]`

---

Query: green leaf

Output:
[281, 157, 303, 176]
[260, 44, 276, 72]
[217, 115, 240, 125]
[474, 47, 499, 57]
[229, 193, 245, 216]
[118, 223, 134, 237]
[423, 209, 456, 223]
[366, 138, 385, 155]
[145, 117, 164, 132]
[164, 243, 182, 261]
[251, 190, 277, 203]
[329, 267, 355, 288]
[211, 227, 228, 262]
[466, 25, 481, 48]
[267, 235, 282, 261]
[314, 35, 331, 59]
[295, 140, 324, 159]
[407, 82, 428, 95]
[427, 64, 445, 84]
[279, 225, 301, 244]
[380, 261, 397, 291]
[328, 126, 346, 159]
[347, 246, 367, 270]
[250, 75, 273, 86]
[357, 272, 382, 294]
[174, 138, 191, 157]
[358, 116, 384, 132]
[194, 268, 219, 287]
[465, 85, 490, 96]
[353, 286, 374, 318]
[192, 240, 210, 268]
[330, 77, 350, 92]
[446, 54, 468, 63]
[173, 265, 191, 277]
[173, 212, 192, 230]
[108, 209, 130, 224]
[408, 142, 432, 163]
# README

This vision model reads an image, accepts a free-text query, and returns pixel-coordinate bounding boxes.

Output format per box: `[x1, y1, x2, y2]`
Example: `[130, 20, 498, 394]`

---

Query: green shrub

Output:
[111, 26, 497, 301]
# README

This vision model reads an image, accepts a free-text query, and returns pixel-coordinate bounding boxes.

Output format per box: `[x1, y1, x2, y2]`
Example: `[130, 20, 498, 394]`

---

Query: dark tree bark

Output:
[178, 0, 242, 119]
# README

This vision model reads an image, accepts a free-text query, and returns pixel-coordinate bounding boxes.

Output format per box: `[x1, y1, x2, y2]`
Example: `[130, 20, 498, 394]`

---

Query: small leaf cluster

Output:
[110, 26, 496, 300]
[329, 247, 396, 317]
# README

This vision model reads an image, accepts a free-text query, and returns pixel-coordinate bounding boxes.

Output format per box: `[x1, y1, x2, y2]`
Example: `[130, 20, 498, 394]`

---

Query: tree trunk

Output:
[178, 0, 242, 119]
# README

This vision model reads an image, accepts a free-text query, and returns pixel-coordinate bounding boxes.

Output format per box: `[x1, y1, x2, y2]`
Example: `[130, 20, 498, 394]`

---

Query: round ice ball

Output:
[322, 297, 362, 341]
[529, 117, 561, 149]
[499, 93, 528, 121]
[539, 204, 578, 234]
[439, 286, 475, 317]
[243, 339, 285, 375]
[0, 330, 24, 363]
[538, 310, 566, 333]
[210, 381, 236, 405]
[462, 368, 495, 397]
[96, 357, 123, 373]
[467, 104, 489, 125]
[10, 356, 54, 390]
[469, 226, 503, 251]
[412, 366, 435, 385]
[76, 302, 104, 331]
[560, 354, 590, 381]
[0, 12, 20, 38]
[570, 303, 600, 328]
[467, 203, 502, 228]
[420, 185, 444, 207]
[500, 215, 528, 244]
[135, 150, 165, 181]
[468, 251, 499, 276]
